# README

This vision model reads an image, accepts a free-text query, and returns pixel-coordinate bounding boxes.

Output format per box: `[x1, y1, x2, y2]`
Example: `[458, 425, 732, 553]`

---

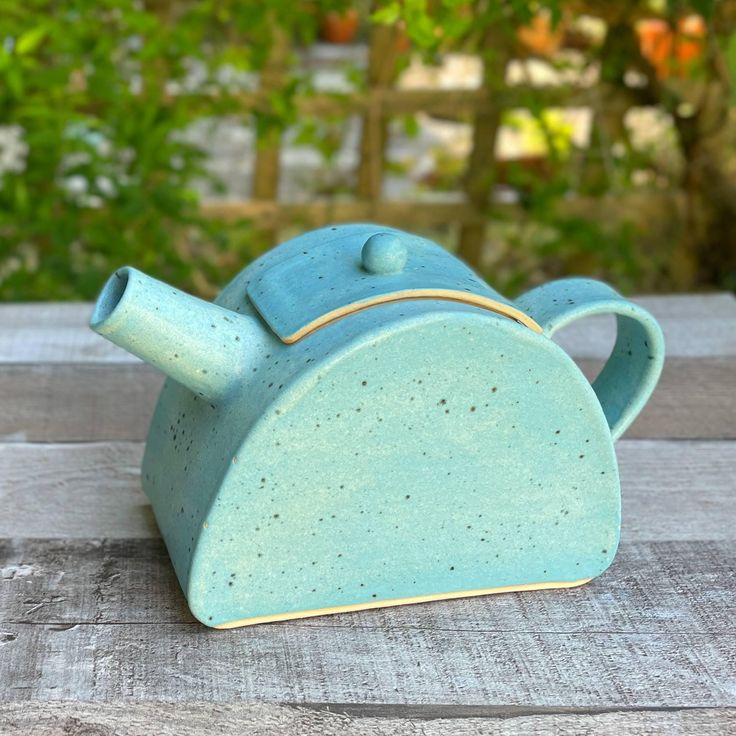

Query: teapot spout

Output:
[90, 267, 261, 401]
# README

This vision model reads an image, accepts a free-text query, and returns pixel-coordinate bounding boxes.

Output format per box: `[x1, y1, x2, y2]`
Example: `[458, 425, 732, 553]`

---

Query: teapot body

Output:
[91, 224, 665, 627]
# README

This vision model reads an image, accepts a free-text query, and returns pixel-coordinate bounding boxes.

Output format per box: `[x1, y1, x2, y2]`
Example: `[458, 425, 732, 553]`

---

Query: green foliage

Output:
[495, 164, 642, 295]
[0, 0, 349, 299]
[372, 0, 562, 52]
[1, 0, 732, 301]
[726, 31, 736, 104]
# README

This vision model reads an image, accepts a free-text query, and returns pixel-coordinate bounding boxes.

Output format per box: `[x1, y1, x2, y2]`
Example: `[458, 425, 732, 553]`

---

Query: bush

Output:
[0, 0, 346, 299]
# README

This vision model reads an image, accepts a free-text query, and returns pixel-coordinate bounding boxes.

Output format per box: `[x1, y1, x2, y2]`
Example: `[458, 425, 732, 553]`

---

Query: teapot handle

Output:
[516, 278, 665, 441]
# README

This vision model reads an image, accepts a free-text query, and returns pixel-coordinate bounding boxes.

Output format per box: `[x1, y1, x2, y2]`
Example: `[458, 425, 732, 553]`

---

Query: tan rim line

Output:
[213, 577, 591, 629]
[280, 289, 543, 344]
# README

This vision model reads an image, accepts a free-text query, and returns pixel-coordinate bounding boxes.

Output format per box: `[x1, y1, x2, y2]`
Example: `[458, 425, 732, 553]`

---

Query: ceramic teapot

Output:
[90, 224, 664, 628]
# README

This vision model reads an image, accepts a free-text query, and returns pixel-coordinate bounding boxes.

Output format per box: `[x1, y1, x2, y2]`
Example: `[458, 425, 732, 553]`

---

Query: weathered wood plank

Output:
[1, 617, 734, 704]
[0, 538, 190, 624]
[0, 440, 732, 541]
[0, 702, 733, 736]
[1, 297, 733, 441]
[1, 358, 733, 441]
[1, 539, 734, 635]
[2, 295, 733, 363]
[551, 293, 736, 358]
[0, 364, 162, 442]
[0, 442, 154, 538]
[0, 303, 128, 363]
[579, 358, 736, 440]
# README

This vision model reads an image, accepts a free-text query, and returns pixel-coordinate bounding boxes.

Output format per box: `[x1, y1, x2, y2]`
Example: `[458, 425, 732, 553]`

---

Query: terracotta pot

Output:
[320, 9, 360, 44]
[517, 11, 565, 57]
[637, 15, 705, 79]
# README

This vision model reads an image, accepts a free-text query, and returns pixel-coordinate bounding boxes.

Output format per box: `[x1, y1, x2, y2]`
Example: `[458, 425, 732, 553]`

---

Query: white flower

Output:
[63, 151, 93, 169]
[0, 125, 29, 176]
[118, 147, 135, 167]
[62, 175, 111, 207]
[82, 194, 103, 208]
[64, 174, 88, 195]
[125, 34, 143, 52]
[95, 175, 116, 197]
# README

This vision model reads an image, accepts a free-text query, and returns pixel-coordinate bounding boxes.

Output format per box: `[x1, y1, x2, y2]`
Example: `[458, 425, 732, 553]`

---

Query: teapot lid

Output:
[247, 226, 541, 343]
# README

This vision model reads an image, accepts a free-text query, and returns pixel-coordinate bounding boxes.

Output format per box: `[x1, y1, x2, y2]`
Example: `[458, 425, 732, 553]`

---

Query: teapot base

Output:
[213, 577, 592, 628]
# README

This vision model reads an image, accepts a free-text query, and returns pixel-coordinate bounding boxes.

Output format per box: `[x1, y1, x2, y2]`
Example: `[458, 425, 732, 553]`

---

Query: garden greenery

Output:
[0, 0, 348, 299]
[1, 0, 734, 299]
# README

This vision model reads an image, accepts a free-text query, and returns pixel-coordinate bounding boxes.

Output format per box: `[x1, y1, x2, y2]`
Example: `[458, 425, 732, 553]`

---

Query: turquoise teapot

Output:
[90, 224, 664, 628]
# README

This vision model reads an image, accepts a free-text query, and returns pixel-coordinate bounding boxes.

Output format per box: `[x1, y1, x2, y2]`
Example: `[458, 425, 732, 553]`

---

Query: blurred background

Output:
[1, 0, 735, 301]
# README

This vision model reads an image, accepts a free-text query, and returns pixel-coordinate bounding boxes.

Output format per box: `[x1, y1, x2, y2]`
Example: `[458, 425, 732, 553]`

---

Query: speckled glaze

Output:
[90, 224, 665, 628]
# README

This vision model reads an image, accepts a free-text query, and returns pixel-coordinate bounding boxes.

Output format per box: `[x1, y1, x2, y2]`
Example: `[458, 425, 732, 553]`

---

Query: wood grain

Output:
[0, 303, 132, 363]
[0, 702, 733, 736]
[1, 617, 734, 704]
[0, 442, 155, 538]
[0, 364, 162, 442]
[1, 440, 733, 541]
[1, 539, 734, 633]
[578, 358, 736, 439]
[0, 296, 734, 726]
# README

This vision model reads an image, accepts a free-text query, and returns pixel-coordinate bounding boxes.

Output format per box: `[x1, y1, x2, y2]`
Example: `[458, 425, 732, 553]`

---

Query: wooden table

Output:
[1, 295, 735, 735]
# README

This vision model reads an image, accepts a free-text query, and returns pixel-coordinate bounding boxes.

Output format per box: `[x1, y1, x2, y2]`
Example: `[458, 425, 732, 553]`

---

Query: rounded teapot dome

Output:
[215, 224, 541, 343]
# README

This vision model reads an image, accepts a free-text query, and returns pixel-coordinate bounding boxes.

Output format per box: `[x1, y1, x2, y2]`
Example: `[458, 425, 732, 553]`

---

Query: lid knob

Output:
[361, 232, 408, 275]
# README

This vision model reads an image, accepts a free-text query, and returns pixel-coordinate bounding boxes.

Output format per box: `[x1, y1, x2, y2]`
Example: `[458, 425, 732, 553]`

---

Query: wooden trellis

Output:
[200, 25, 599, 266]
